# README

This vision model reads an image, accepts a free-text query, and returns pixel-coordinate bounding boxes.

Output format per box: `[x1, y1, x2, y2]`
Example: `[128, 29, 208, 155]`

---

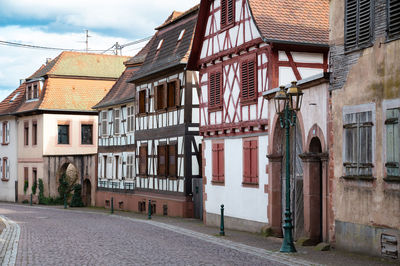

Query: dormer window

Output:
[33, 84, 38, 98]
[177, 29, 185, 42]
[27, 85, 32, 100]
[26, 82, 40, 100]
[157, 39, 164, 51]
[221, 0, 235, 29]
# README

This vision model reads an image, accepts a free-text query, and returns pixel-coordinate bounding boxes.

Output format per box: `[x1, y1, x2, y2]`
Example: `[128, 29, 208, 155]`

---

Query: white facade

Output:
[0, 116, 17, 202]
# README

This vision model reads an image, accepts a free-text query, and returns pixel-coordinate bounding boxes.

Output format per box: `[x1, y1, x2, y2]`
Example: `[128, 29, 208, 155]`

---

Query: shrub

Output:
[31, 178, 37, 195]
[70, 184, 84, 207]
[23, 180, 28, 194]
[22, 199, 29, 204]
[38, 179, 45, 204]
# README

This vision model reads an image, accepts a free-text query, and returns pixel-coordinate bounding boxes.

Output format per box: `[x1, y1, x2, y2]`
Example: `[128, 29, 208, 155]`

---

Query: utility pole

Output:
[114, 42, 119, 55]
[85, 30, 91, 53]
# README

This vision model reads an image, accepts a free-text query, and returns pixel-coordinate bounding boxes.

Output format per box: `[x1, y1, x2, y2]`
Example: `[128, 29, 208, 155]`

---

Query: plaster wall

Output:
[42, 113, 98, 156]
[204, 135, 269, 227]
[17, 114, 43, 159]
[0, 116, 18, 202]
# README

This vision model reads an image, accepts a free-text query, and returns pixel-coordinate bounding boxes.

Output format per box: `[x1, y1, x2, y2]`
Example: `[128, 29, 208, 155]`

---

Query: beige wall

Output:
[42, 113, 98, 156]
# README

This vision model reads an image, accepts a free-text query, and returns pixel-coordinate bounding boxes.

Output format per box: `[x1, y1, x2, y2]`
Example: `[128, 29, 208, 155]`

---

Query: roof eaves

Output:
[129, 62, 185, 83]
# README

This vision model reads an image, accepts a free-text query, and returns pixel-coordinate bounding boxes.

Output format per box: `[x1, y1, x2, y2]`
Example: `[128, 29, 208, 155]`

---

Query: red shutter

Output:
[218, 143, 225, 182]
[139, 146, 148, 175]
[248, 60, 256, 99]
[168, 144, 177, 177]
[250, 140, 258, 183]
[243, 141, 251, 183]
[209, 73, 216, 108]
[175, 80, 181, 107]
[157, 145, 167, 176]
[227, 0, 234, 24]
[221, 0, 227, 28]
[212, 143, 219, 181]
[215, 71, 221, 107]
[241, 61, 248, 100]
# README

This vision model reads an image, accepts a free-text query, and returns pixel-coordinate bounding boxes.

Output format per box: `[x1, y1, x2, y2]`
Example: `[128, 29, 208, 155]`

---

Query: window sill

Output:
[241, 98, 258, 106]
[211, 180, 225, 186]
[242, 182, 259, 188]
[1, 178, 9, 182]
[208, 106, 223, 112]
[344, 43, 373, 55]
[341, 175, 375, 181]
[138, 175, 148, 178]
[221, 22, 235, 31]
[383, 176, 400, 183]
[1, 143, 8, 146]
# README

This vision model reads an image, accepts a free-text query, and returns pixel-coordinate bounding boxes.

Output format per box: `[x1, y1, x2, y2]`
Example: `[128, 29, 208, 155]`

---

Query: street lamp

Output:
[274, 81, 303, 253]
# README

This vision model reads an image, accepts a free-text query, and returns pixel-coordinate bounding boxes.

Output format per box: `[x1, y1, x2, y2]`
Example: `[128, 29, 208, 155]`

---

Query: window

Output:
[32, 168, 37, 186]
[221, 0, 235, 28]
[177, 29, 185, 41]
[157, 39, 164, 50]
[139, 145, 148, 176]
[385, 108, 400, 178]
[345, 0, 373, 50]
[127, 106, 134, 132]
[27, 85, 32, 100]
[2, 121, 9, 144]
[113, 109, 120, 135]
[127, 154, 134, 179]
[243, 139, 258, 184]
[343, 111, 373, 177]
[212, 142, 225, 182]
[57, 125, 69, 144]
[388, 0, 400, 39]
[157, 144, 177, 177]
[81, 124, 93, 145]
[115, 156, 119, 179]
[24, 122, 29, 146]
[33, 84, 38, 99]
[2, 158, 9, 180]
[32, 121, 37, 145]
[103, 155, 108, 178]
[241, 55, 257, 103]
[208, 70, 222, 110]
[155, 84, 167, 110]
[138, 90, 146, 114]
[157, 145, 168, 176]
[101, 111, 108, 136]
[167, 80, 180, 108]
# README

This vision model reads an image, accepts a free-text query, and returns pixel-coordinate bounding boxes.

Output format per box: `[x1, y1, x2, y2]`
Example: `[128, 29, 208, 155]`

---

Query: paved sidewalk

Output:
[0, 215, 20, 266]
[65, 206, 395, 266]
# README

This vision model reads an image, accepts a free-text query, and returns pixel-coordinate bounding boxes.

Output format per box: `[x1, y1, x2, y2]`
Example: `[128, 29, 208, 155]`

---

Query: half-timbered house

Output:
[129, 5, 202, 218]
[93, 39, 152, 205]
[187, 0, 329, 233]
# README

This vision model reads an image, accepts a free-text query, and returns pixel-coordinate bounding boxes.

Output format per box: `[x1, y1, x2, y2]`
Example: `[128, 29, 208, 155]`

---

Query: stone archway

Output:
[83, 179, 91, 206]
[56, 162, 79, 198]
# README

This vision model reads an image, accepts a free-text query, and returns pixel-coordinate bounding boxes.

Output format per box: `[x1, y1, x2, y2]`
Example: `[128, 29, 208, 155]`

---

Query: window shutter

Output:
[221, 0, 227, 28]
[212, 143, 219, 181]
[218, 143, 225, 181]
[344, 113, 357, 176]
[386, 108, 400, 177]
[241, 61, 248, 100]
[0, 124, 3, 144]
[215, 71, 221, 106]
[388, 0, 400, 38]
[175, 80, 181, 107]
[248, 60, 256, 99]
[358, 0, 372, 46]
[227, 0, 235, 24]
[345, 0, 372, 50]
[250, 140, 258, 183]
[139, 145, 148, 175]
[154, 86, 159, 110]
[6, 160, 9, 179]
[0, 159, 2, 179]
[241, 58, 257, 102]
[168, 144, 177, 177]
[209, 72, 216, 108]
[243, 141, 251, 183]
[157, 145, 167, 176]
[136, 91, 140, 115]
[358, 111, 373, 176]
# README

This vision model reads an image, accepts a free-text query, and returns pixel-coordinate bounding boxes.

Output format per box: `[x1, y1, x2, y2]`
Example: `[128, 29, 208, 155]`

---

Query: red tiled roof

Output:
[0, 84, 25, 115]
[249, 0, 329, 45]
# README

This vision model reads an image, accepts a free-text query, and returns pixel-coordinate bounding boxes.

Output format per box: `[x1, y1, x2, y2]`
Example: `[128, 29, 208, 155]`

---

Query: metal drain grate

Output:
[381, 234, 398, 259]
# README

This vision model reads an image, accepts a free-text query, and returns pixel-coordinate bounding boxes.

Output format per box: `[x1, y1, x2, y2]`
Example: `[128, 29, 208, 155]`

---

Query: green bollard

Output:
[220, 204, 225, 236]
[64, 193, 67, 209]
[30, 193, 32, 206]
[148, 199, 152, 219]
[111, 197, 114, 214]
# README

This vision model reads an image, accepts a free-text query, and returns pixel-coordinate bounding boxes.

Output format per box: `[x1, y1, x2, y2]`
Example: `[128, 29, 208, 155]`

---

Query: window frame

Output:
[81, 124, 93, 145]
[32, 120, 37, 146]
[342, 103, 376, 179]
[383, 100, 400, 182]
[57, 124, 70, 145]
[1, 157, 8, 181]
[2, 121, 9, 145]
[24, 121, 29, 146]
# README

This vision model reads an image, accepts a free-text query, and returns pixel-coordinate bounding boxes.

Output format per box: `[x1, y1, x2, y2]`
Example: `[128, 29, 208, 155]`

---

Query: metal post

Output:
[111, 197, 114, 214]
[30, 193, 32, 206]
[219, 204, 225, 236]
[63, 193, 67, 209]
[148, 199, 152, 219]
[280, 104, 296, 253]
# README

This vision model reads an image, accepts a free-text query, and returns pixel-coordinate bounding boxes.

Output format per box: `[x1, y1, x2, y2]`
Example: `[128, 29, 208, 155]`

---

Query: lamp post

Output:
[274, 81, 303, 253]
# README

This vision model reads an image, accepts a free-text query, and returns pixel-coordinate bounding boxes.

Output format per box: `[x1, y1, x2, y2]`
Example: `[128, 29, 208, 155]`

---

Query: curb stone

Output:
[0, 215, 20, 266]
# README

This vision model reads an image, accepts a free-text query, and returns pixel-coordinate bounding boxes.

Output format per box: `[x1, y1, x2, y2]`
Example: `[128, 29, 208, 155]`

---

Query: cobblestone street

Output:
[0, 203, 311, 266]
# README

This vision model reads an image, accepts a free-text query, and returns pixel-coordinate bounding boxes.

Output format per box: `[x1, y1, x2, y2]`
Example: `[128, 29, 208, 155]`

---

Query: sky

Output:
[0, 0, 200, 101]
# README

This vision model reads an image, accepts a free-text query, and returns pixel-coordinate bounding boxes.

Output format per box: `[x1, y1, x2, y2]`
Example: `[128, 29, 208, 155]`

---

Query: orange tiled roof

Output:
[0, 84, 26, 115]
[249, 0, 329, 45]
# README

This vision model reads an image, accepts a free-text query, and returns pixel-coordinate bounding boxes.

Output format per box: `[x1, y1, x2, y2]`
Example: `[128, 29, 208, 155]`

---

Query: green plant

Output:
[22, 199, 29, 204]
[38, 178, 45, 204]
[31, 178, 38, 195]
[58, 172, 69, 197]
[23, 180, 28, 194]
[70, 184, 84, 207]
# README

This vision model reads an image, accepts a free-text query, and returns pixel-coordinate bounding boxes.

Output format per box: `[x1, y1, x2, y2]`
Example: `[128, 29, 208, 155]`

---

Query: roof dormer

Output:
[25, 81, 41, 101]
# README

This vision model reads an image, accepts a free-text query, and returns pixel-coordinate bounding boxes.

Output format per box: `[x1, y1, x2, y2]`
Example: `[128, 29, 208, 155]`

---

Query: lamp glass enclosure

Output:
[287, 81, 303, 111]
[274, 86, 288, 115]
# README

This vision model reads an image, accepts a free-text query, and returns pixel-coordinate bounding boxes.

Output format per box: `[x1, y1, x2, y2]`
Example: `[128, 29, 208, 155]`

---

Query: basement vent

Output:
[381, 233, 398, 259]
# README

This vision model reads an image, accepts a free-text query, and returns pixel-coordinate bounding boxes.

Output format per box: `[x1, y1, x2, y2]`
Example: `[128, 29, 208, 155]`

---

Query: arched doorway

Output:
[300, 136, 323, 244]
[56, 162, 79, 198]
[83, 179, 91, 206]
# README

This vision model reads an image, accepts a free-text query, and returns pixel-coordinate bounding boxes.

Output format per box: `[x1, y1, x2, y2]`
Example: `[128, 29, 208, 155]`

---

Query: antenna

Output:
[85, 30, 91, 52]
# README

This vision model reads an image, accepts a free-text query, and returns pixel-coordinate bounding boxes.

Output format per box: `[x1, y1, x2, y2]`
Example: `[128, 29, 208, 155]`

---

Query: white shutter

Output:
[0, 124, 3, 144]
[0, 160, 3, 179]
[6, 123, 9, 143]
[6, 160, 9, 179]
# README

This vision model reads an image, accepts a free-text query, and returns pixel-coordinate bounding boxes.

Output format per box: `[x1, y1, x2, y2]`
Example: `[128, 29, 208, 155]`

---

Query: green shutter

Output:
[386, 108, 399, 177]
